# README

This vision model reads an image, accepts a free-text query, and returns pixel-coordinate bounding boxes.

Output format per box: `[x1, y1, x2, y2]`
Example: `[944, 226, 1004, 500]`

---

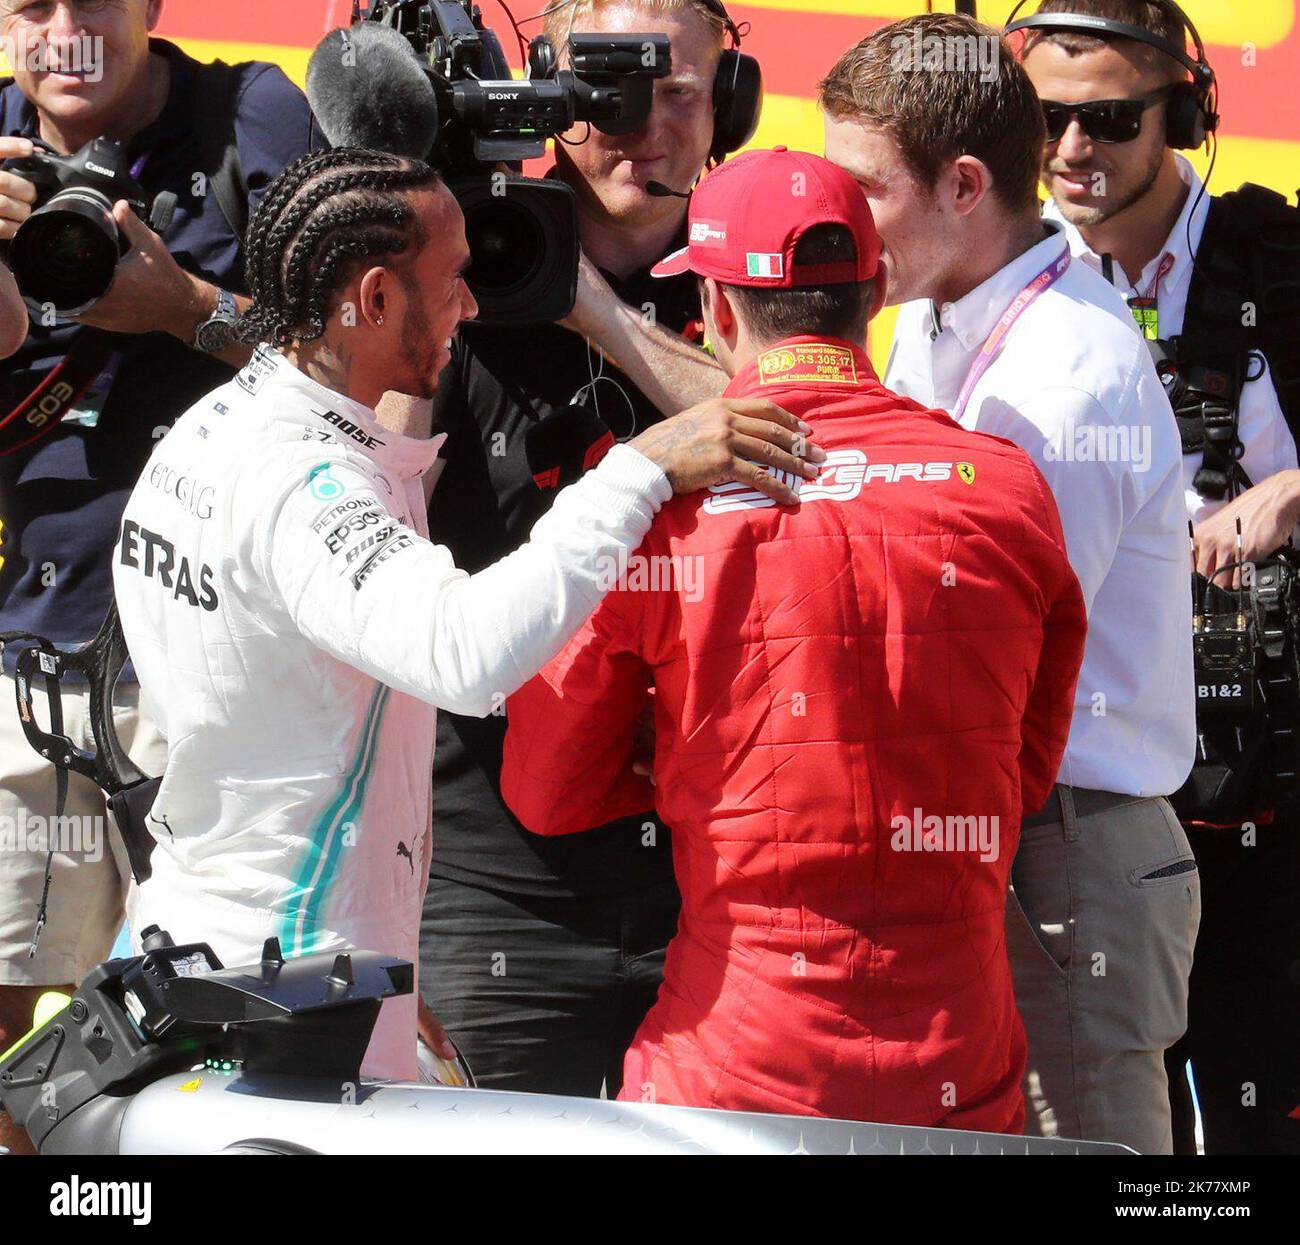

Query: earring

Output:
[376, 315, 385, 326]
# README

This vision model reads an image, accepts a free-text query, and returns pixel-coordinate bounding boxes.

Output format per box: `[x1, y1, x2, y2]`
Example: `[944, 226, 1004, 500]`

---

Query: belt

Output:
[1022, 784, 1144, 830]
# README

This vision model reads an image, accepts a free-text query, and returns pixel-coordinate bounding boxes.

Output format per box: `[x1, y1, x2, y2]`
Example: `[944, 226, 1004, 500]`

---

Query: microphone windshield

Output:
[307, 24, 439, 159]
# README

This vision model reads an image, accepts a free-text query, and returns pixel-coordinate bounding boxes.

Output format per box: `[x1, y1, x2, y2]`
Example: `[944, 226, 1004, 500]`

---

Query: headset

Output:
[697, 0, 763, 163]
[1004, 0, 1218, 149]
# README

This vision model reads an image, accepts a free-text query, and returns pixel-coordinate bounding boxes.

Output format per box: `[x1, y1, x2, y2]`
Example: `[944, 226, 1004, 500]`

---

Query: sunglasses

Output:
[1041, 85, 1176, 144]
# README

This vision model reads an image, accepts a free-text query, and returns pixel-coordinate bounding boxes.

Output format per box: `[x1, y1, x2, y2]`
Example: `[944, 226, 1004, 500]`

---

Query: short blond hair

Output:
[542, 0, 727, 51]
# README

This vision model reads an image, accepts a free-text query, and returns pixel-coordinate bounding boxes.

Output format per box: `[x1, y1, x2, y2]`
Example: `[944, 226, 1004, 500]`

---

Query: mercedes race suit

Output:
[112, 346, 671, 1079]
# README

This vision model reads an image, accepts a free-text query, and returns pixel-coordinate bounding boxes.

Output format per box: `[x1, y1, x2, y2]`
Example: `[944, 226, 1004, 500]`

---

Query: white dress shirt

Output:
[1045, 156, 1298, 524]
[886, 223, 1195, 798]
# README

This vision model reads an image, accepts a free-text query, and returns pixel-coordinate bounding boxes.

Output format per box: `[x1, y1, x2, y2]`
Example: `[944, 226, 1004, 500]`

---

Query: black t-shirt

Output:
[427, 247, 700, 898]
[0, 40, 317, 676]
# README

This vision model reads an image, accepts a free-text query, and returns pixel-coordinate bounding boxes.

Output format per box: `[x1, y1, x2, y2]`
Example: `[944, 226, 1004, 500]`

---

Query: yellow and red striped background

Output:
[151, 0, 1300, 197]
[147, 0, 1300, 356]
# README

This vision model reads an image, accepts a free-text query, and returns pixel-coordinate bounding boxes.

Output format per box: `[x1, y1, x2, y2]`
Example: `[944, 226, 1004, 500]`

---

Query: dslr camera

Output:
[2, 137, 176, 318]
[310, 0, 672, 323]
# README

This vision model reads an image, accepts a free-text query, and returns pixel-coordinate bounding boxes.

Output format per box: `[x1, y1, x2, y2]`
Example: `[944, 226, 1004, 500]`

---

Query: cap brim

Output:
[649, 246, 692, 278]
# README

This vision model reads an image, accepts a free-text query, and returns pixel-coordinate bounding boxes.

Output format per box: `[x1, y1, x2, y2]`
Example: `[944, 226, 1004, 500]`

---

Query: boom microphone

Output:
[306, 24, 439, 158]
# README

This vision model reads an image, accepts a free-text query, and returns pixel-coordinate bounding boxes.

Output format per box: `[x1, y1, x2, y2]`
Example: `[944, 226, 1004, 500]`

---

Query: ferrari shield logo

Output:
[956, 462, 976, 485]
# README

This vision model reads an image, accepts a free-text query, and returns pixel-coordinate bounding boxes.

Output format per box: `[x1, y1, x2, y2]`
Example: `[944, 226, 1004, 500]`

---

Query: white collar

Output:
[929, 222, 1071, 353]
[242, 345, 443, 482]
[1043, 154, 1210, 296]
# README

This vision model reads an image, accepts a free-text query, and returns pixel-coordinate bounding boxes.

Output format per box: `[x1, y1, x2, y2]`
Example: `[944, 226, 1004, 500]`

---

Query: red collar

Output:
[725, 336, 878, 397]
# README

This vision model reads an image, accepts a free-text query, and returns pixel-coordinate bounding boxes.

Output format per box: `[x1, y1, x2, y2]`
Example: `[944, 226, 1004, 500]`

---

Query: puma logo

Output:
[396, 841, 414, 874]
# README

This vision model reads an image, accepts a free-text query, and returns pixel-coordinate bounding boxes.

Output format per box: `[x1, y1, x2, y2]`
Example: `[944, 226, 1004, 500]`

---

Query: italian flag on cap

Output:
[746, 253, 784, 278]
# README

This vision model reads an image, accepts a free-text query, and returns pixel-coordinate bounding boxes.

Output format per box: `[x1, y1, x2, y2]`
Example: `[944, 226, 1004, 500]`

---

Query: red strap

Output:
[0, 333, 115, 457]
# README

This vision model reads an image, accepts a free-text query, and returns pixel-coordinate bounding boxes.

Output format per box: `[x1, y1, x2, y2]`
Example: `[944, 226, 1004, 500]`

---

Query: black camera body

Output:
[368, 0, 670, 161]
[2, 137, 175, 318]
[344, 0, 671, 323]
[1178, 551, 1300, 823]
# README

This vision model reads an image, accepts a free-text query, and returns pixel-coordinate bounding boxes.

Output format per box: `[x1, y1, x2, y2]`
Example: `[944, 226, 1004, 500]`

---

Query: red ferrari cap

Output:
[650, 147, 881, 288]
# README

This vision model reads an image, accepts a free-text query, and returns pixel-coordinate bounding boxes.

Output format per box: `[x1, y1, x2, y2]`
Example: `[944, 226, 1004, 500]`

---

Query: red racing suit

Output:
[501, 337, 1086, 1128]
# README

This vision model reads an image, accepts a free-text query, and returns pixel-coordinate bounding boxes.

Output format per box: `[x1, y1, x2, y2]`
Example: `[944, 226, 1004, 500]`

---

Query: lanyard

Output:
[1138, 252, 1175, 301]
[953, 248, 1071, 421]
[1127, 252, 1175, 341]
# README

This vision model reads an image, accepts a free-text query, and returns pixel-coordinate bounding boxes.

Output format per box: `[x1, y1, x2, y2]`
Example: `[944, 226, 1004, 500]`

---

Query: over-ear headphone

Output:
[1005, 0, 1219, 149]
[696, 0, 763, 163]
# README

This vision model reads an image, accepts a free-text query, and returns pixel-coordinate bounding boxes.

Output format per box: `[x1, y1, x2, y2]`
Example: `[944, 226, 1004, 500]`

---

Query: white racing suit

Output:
[112, 345, 671, 1079]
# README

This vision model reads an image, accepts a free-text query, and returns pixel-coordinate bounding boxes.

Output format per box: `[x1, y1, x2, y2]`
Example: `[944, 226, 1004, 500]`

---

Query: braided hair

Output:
[235, 148, 442, 348]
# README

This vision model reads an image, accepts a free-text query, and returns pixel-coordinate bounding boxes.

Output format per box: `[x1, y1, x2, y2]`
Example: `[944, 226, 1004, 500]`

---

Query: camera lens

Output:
[450, 175, 578, 324]
[10, 190, 120, 316]
[463, 198, 546, 295]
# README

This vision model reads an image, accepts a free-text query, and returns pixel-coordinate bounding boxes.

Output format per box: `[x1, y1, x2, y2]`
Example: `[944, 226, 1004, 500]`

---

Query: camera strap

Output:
[0, 628, 67, 955]
[0, 602, 157, 954]
[1171, 183, 1300, 500]
[190, 59, 249, 245]
[0, 330, 115, 457]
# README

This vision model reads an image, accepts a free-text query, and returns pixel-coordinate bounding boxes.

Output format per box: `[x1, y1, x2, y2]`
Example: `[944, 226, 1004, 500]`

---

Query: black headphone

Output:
[696, 0, 763, 163]
[1005, 0, 1219, 149]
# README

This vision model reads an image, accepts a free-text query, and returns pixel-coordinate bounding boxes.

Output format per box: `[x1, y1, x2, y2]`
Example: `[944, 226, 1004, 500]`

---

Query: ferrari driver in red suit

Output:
[502, 149, 1087, 1129]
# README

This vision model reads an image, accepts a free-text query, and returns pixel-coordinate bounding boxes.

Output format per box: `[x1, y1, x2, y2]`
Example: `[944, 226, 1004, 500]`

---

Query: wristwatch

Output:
[193, 289, 238, 355]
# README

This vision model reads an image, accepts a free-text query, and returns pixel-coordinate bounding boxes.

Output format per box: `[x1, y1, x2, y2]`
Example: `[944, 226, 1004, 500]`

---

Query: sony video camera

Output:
[1, 137, 176, 318]
[308, 1, 671, 324]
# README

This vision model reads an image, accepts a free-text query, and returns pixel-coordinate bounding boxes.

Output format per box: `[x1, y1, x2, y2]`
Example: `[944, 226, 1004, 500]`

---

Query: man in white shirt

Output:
[820, 12, 1196, 1154]
[1020, 0, 1300, 1156]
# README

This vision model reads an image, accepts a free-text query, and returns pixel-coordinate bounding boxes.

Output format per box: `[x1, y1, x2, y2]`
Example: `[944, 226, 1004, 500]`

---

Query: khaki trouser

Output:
[0, 672, 167, 986]
[1006, 786, 1201, 1154]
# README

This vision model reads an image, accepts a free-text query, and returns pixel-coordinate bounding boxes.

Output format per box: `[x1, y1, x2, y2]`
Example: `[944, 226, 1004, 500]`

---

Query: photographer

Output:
[1020, 0, 1300, 1156]
[416, 0, 754, 1096]
[111, 146, 817, 1085]
[0, 0, 315, 1153]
